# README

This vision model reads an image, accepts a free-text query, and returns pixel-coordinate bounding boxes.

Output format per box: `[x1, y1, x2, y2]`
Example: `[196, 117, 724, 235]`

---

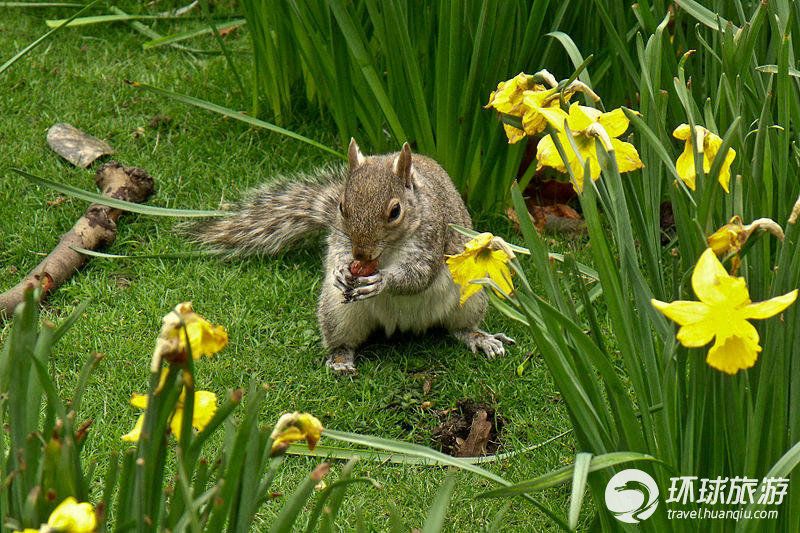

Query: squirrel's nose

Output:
[352, 247, 374, 262]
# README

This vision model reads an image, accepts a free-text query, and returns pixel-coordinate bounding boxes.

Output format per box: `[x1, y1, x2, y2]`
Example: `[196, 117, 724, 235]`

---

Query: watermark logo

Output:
[605, 469, 660, 524]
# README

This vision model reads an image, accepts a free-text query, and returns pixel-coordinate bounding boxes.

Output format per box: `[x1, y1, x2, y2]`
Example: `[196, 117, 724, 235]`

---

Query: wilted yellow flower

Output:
[270, 412, 323, 455]
[485, 72, 535, 114]
[485, 73, 546, 144]
[152, 302, 228, 370]
[652, 248, 797, 374]
[536, 103, 643, 191]
[707, 216, 784, 257]
[520, 87, 573, 138]
[47, 497, 96, 533]
[446, 233, 514, 305]
[122, 372, 218, 442]
[673, 124, 736, 192]
[707, 216, 745, 256]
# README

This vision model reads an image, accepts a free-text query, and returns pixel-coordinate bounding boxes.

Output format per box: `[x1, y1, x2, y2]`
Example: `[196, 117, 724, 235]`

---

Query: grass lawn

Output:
[1, 6, 593, 531]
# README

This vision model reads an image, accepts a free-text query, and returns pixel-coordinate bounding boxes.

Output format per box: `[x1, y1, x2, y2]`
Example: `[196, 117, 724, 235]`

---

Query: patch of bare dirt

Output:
[432, 400, 504, 457]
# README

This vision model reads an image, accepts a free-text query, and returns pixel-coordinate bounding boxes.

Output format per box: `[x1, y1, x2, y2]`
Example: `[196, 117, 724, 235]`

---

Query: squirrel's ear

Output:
[348, 138, 365, 170]
[392, 142, 413, 186]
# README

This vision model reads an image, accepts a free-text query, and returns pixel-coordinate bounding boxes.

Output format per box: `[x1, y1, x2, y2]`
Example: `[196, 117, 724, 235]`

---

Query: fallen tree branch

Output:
[1, 162, 154, 320]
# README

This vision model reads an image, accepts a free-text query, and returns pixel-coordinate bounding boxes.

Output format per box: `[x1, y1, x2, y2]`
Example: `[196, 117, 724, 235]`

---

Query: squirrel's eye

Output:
[388, 203, 402, 222]
[339, 202, 346, 217]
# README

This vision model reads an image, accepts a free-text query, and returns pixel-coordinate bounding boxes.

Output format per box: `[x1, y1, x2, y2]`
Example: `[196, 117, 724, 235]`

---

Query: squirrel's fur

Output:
[190, 166, 344, 256]
[189, 140, 513, 374]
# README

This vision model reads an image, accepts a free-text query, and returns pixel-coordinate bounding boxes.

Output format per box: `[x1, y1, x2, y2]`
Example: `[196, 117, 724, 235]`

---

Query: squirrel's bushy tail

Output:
[187, 166, 344, 256]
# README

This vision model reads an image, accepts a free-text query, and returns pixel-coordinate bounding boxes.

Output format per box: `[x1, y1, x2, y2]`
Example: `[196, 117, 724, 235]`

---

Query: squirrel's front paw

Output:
[344, 272, 386, 302]
[334, 263, 357, 292]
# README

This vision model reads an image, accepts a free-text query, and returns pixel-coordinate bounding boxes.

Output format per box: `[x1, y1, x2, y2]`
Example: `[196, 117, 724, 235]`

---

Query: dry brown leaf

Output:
[47, 123, 114, 168]
[454, 410, 492, 457]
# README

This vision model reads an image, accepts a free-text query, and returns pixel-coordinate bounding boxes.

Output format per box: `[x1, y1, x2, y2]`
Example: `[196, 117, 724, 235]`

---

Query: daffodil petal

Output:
[651, 299, 711, 326]
[735, 319, 760, 344]
[691, 248, 751, 306]
[270, 412, 324, 453]
[130, 393, 148, 409]
[170, 408, 184, 440]
[675, 141, 697, 190]
[743, 289, 798, 319]
[447, 253, 487, 305]
[707, 223, 743, 256]
[537, 106, 569, 131]
[484, 254, 514, 296]
[673, 123, 691, 140]
[717, 146, 736, 193]
[676, 320, 716, 347]
[192, 391, 218, 431]
[48, 497, 97, 533]
[570, 136, 599, 182]
[566, 103, 596, 131]
[598, 108, 629, 137]
[460, 277, 486, 305]
[609, 138, 644, 173]
[535, 135, 568, 173]
[704, 130, 722, 159]
[185, 319, 228, 359]
[705, 334, 761, 375]
[485, 73, 533, 114]
[463, 233, 493, 252]
[296, 413, 323, 450]
[521, 89, 560, 136]
[122, 414, 145, 442]
[503, 124, 527, 144]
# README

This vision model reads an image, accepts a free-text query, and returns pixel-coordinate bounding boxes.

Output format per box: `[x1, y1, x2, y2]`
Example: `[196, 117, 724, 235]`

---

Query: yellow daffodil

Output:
[122, 372, 218, 442]
[446, 233, 514, 305]
[270, 412, 323, 455]
[707, 216, 746, 256]
[520, 87, 574, 138]
[47, 497, 97, 533]
[485, 73, 546, 144]
[536, 103, 643, 191]
[485, 72, 603, 145]
[652, 248, 797, 374]
[708, 216, 784, 257]
[673, 124, 736, 192]
[485, 72, 535, 114]
[151, 302, 228, 370]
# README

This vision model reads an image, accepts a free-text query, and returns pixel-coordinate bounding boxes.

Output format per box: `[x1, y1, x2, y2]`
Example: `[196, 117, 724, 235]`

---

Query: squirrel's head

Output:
[339, 139, 421, 263]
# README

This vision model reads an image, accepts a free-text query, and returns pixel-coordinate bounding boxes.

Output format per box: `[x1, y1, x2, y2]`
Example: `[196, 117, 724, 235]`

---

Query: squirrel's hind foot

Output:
[326, 348, 358, 375]
[453, 330, 515, 359]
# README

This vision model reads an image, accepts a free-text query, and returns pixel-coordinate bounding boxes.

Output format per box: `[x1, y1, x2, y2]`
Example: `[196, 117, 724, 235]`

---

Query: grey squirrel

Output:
[190, 139, 513, 374]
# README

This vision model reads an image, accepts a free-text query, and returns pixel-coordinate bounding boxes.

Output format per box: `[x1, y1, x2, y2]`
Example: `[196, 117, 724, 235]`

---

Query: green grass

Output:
[0, 6, 591, 530]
